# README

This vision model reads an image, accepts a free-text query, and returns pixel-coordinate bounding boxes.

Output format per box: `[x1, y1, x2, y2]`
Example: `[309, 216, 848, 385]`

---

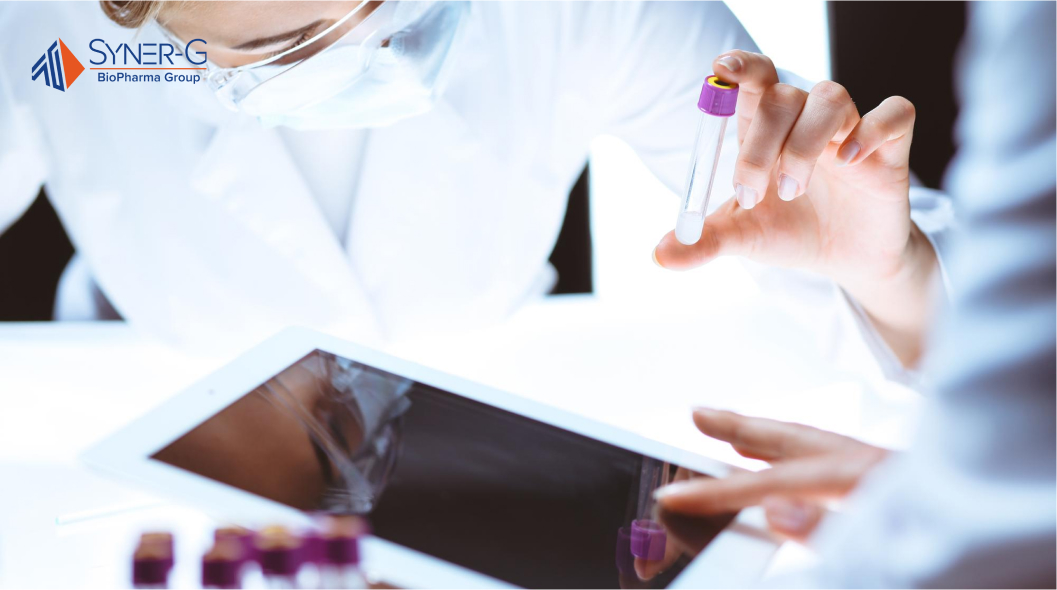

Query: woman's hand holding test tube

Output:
[654, 51, 938, 367]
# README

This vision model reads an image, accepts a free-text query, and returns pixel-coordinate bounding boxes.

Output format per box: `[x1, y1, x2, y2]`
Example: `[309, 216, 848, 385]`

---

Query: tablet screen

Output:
[152, 350, 733, 588]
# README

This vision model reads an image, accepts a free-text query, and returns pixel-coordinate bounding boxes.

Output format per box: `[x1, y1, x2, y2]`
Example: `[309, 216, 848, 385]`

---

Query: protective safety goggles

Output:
[164, 1, 446, 115]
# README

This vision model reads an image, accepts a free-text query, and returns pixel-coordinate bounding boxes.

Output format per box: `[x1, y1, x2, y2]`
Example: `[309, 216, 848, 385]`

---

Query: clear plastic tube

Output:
[677, 114, 728, 245]
[626, 458, 670, 562]
[676, 75, 738, 246]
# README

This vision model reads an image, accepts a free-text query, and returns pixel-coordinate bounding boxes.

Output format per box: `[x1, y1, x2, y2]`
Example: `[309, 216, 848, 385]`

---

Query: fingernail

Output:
[763, 496, 810, 533]
[633, 559, 653, 582]
[778, 174, 798, 201]
[717, 54, 742, 72]
[653, 481, 694, 501]
[836, 140, 862, 167]
[735, 183, 758, 209]
[652, 246, 663, 268]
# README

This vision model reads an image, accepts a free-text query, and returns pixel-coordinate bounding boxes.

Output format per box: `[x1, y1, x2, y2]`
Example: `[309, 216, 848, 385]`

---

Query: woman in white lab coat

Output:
[0, 1, 950, 364]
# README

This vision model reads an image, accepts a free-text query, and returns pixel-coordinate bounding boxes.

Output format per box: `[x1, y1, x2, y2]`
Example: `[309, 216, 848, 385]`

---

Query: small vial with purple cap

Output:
[132, 532, 174, 589]
[138, 531, 174, 572]
[298, 528, 325, 589]
[214, 526, 256, 569]
[319, 515, 369, 589]
[255, 526, 305, 589]
[202, 539, 244, 589]
[676, 74, 739, 245]
[214, 526, 260, 587]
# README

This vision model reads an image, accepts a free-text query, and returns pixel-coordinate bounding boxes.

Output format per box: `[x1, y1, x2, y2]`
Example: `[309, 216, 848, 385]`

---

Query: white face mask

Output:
[244, 2, 470, 130]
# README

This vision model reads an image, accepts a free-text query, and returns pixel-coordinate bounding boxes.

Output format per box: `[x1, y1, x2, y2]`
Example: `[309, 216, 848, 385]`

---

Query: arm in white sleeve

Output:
[587, 1, 756, 206]
[811, 3, 1056, 586]
[0, 9, 48, 235]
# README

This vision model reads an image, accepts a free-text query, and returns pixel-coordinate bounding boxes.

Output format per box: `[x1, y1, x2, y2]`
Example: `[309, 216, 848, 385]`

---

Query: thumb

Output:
[653, 203, 754, 270]
[762, 495, 826, 542]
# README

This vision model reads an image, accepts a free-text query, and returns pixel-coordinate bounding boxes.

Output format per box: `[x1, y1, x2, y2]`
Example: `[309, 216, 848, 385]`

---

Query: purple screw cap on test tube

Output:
[256, 526, 305, 586]
[132, 539, 172, 588]
[675, 75, 740, 246]
[630, 519, 667, 561]
[202, 539, 243, 589]
[259, 542, 303, 576]
[318, 515, 369, 589]
[214, 526, 256, 566]
[302, 530, 325, 566]
[327, 516, 369, 563]
[139, 532, 175, 573]
[324, 533, 360, 566]
[132, 556, 170, 588]
[698, 74, 739, 116]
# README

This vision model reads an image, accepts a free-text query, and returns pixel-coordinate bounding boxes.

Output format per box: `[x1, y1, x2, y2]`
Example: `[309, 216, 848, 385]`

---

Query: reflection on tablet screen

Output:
[152, 351, 734, 589]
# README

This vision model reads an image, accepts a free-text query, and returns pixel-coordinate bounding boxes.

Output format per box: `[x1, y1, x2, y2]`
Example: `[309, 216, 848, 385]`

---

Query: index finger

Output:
[654, 454, 864, 515]
[692, 408, 865, 461]
[712, 50, 781, 144]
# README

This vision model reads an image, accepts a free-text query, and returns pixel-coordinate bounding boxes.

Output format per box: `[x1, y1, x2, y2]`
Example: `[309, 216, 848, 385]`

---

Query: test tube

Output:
[676, 75, 739, 245]
[630, 459, 670, 561]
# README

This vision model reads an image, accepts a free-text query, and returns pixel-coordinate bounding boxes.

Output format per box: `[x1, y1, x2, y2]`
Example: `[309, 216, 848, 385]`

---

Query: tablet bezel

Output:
[81, 326, 779, 588]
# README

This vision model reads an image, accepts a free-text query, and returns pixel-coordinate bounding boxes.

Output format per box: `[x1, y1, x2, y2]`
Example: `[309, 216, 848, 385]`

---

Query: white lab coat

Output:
[0, 1, 951, 359]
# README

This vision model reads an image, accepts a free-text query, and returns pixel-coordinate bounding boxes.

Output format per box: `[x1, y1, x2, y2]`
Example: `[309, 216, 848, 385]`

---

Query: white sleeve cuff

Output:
[837, 185, 956, 388]
[838, 287, 926, 390]
[909, 185, 956, 299]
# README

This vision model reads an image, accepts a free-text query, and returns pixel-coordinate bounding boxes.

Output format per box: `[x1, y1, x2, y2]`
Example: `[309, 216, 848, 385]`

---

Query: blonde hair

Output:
[99, 1, 165, 28]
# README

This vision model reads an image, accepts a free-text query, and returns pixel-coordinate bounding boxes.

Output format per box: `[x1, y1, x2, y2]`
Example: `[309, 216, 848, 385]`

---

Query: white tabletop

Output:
[0, 288, 922, 588]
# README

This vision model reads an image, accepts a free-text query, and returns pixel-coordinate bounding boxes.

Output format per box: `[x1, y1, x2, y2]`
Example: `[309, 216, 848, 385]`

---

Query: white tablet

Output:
[82, 327, 778, 589]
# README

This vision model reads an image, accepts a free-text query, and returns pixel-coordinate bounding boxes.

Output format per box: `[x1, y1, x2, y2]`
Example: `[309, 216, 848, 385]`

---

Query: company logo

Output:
[89, 38, 207, 85]
[31, 38, 85, 92]
[89, 38, 207, 67]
